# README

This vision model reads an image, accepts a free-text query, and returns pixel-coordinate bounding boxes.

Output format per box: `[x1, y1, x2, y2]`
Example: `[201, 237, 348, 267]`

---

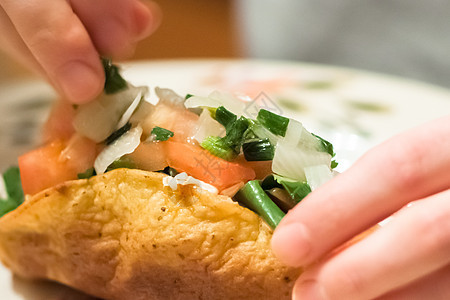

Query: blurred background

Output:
[1, 0, 450, 88]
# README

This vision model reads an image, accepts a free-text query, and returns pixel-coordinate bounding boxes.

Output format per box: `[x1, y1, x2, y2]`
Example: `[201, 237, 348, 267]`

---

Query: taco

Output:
[0, 60, 338, 299]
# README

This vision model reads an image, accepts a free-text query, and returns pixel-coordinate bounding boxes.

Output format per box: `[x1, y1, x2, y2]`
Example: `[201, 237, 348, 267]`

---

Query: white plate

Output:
[1, 59, 449, 299]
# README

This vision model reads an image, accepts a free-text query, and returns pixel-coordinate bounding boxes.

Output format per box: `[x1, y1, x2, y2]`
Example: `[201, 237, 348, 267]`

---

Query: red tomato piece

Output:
[42, 99, 76, 142]
[18, 136, 98, 195]
[164, 141, 256, 191]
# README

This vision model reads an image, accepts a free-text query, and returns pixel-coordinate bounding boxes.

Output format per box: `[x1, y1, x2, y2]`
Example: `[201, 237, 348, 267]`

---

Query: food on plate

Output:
[0, 59, 338, 299]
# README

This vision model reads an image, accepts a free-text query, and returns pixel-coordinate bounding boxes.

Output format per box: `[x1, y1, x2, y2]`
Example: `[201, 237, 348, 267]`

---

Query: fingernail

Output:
[293, 280, 328, 300]
[271, 222, 311, 267]
[56, 61, 103, 104]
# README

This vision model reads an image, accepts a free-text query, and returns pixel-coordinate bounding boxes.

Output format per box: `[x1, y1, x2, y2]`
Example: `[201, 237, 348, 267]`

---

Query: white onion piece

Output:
[94, 126, 143, 175]
[155, 87, 185, 107]
[283, 119, 322, 151]
[192, 109, 226, 143]
[116, 91, 142, 129]
[184, 90, 245, 116]
[304, 164, 334, 191]
[250, 121, 280, 146]
[184, 95, 221, 110]
[73, 85, 146, 142]
[162, 172, 218, 194]
[272, 140, 332, 181]
[283, 119, 303, 146]
[0, 177, 7, 200]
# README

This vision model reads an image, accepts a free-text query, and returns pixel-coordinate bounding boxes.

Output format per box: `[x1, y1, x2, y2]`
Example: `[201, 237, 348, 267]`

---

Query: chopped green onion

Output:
[257, 109, 290, 137]
[215, 106, 237, 129]
[78, 157, 136, 179]
[312, 133, 335, 157]
[201, 116, 249, 160]
[201, 136, 236, 161]
[106, 157, 136, 171]
[311, 133, 338, 169]
[273, 175, 311, 203]
[261, 175, 283, 190]
[105, 122, 132, 145]
[221, 116, 249, 152]
[77, 167, 96, 179]
[0, 166, 24, 217]
[235, 180, 285, 229]
[151, 126, 174, 141]
[266, 188, 298, 213]
[242, 139, 274, 161]
[158, 166, 179, 177]
[185, 94, 194, 100]
[102, 58, 127, 94]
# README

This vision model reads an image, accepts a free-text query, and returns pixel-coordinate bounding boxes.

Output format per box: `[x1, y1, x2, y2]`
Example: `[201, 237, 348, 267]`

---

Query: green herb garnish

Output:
[257, 109, 290, 137]
[0, 167, 24, 217]
[151, 126, 174, 142]
[102, 58, 128, 94]
[242, 139, 274, 161]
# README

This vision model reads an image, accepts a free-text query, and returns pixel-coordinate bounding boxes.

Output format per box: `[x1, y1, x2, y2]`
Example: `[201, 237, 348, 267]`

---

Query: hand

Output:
[0, 0, 161, 103]
[271, 115, 450, 299]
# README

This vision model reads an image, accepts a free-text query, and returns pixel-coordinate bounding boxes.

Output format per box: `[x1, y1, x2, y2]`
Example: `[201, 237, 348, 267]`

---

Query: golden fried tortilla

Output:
[0, 169, 301, 300]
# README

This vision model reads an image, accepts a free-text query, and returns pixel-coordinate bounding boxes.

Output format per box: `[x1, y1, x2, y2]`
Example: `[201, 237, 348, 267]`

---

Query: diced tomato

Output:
[141, 103, 199, 142]
[164, 141, 256, 191]
[18, 136, 98, 195]
[237, 158, 273, 180]
[42, 99, 76, 142]
[128, 142, 167, 172]
[60, 134, 100, 174]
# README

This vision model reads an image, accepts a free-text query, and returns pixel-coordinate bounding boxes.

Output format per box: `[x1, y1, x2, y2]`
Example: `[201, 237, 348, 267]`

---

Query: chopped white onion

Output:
[73, 85, 147, 142]
[155, 87, 185, 107]
[272, 140, 332, 181]
[284, 119, 322, 151]
[283, 119, 303, 146]
[0, 177, 7, 200]
[304, 164, 334, 191]
[250, 121, 280, 146]
[191, 109, 226, 143]
[162, 172, 218, 194]
[116, 91, 142, 129]
[184, 90, 245, 116]
[94, 125, 143, 174]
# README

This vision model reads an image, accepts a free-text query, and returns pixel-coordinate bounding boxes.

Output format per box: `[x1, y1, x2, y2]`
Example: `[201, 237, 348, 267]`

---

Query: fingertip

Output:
[55, 60, 104, 104]
[293, 280, 329, 300]
[271, 222, 311, 267]
[132, 0, 162, 40]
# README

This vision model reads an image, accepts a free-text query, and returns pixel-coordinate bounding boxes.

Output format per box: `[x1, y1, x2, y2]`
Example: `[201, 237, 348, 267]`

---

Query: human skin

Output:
[0, 0, 161, 104]
[272, 115, 450, 299]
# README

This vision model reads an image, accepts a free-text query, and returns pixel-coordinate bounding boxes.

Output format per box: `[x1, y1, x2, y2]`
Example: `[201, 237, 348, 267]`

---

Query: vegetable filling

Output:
[2, 59, 339, 229]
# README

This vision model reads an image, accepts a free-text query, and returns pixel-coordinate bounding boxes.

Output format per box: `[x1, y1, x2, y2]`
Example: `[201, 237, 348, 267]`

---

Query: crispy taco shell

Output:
[0, 169, 301, 300]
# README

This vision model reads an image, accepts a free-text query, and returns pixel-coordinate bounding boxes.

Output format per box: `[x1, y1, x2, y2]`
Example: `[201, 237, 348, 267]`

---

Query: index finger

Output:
[271, 115, 450, 267]
[1, 0, 104, 103]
